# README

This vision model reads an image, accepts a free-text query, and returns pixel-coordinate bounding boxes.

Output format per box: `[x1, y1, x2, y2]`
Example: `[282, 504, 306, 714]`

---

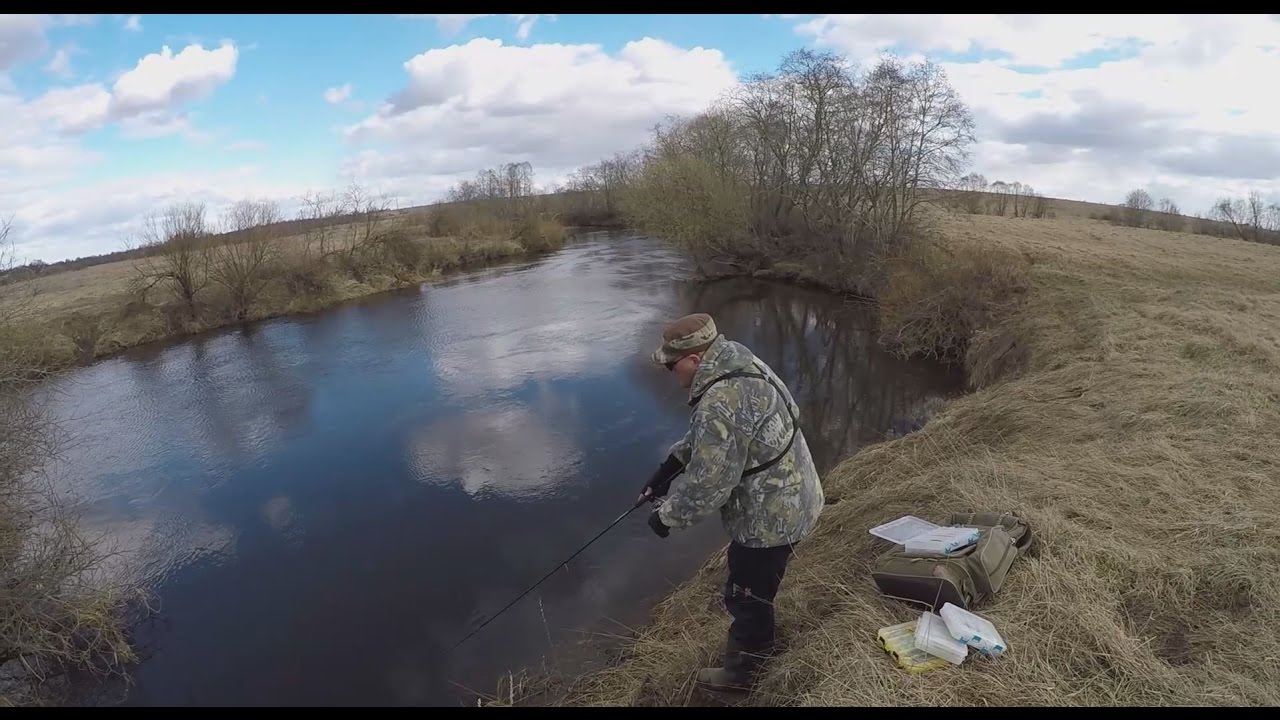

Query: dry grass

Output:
[2, 291, 144, 706]
[519, 209, 1280, 706]
[0, 216, 565, 370]
[877, 235, 1032, 380]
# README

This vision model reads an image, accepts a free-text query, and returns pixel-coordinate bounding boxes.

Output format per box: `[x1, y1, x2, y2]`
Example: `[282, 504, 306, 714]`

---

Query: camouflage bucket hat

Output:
[652, 313, 719, 366]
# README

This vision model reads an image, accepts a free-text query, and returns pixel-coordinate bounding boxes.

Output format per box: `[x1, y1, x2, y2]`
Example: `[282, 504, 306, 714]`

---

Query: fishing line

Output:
[447, 474, 678, 652]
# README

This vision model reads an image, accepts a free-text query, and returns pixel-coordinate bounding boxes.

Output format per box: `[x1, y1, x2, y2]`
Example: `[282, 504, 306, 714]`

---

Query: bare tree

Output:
[1154, 197, 1183, 232]
[1121, 188, 1153, 228]
[566, 151, 644, 221]
[326, 182, 398, 275]
[1008, 181, 1026, 218]
[1214, 191, 1280, 244]
[129, 201, 213, 318]
[501, 161, 534, 217]
[1247, 191, 1270, 232]
[1030, 194, 1050, 219]
[1009, 182, 1042, 218]
[0, 215, 13, 278]
[1212, 197, 1248, 240]
[298, 190, 344, 263]
[954, 173, 988, 214]
[0, 215, 32, 339]
[988, 181, 1011, 216]
[1022, 186, 1051, 219]
[612, 48, 978, 290]
[673, 50, 973, 265]
[210, 199, 282, 320]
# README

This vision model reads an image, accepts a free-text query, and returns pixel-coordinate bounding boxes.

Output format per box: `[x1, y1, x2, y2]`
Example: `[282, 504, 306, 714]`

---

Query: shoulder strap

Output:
[690, 366, 799, 477]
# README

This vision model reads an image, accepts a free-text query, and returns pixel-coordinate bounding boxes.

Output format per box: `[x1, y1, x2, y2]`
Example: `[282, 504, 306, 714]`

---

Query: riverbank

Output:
[514, 209, 1280, 706]
[1, 218, 568, 372]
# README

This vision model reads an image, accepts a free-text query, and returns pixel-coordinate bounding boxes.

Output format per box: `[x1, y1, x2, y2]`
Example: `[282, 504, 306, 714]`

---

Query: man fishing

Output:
[639, 312, 824, 691]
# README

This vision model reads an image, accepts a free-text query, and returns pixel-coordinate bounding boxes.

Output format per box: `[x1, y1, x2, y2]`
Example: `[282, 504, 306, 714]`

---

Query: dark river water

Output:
[38, 231, 961, 706]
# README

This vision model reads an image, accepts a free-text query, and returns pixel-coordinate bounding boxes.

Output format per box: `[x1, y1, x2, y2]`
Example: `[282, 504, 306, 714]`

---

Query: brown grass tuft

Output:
[877, 236, 1031, 382]
[515, 215, 568, 254]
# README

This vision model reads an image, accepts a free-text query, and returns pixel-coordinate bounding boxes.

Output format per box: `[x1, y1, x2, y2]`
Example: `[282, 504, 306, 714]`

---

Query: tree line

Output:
[557, 49, 978, 294]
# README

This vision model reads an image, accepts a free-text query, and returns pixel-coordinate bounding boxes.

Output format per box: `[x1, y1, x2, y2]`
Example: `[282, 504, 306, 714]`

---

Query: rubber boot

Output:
[696, 637, 756, 691]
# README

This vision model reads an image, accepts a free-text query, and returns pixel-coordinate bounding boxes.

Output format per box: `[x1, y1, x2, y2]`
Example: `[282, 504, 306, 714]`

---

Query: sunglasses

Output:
[664, 354, 694, 372]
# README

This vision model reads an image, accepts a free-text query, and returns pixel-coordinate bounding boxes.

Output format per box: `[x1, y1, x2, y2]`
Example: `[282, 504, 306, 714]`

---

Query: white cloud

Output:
[2, 163, 310, 262]
[44, 44, 75, 78]
[19, 41, 238, 136]
[407, 404, 583, 499]
[510, 14, 552, 40]
[0, 14, 49, 70]
[124, 14, 142, 32]
[118, 110, 209, 141]
[0, 15, 98, 72]
[28, 83, 111, 133]
[0, 89, 97, 184]
[796, 14, 1280, 213]
[323, 82, 352, 105]
[401, 14, 556, 40]
[109, 42, 237, 120]
[797, 14, 1192, 69]
[1, 38, 245, 251]
[50, 15, 96, 27]
[402, 14, 493, 34]
[341, 37, 736, 204]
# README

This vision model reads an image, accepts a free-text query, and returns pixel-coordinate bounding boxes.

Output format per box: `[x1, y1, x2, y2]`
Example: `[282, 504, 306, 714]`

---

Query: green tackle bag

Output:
[870, 513, 1032, 612]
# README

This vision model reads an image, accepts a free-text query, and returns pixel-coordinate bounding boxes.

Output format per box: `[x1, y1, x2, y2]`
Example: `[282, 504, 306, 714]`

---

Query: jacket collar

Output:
[686, 335, 756, 406]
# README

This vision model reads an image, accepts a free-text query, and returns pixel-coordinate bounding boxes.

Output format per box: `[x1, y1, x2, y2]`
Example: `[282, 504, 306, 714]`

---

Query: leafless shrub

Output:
[57, 313, 102, 364]
[1, 221, 140, 704]
[1029, 192, 1051, 219]
[298, 191, 343, 263]
[332, 184, 391, 271]
[954, 173, 988, 214]
[988, 181, 1011, 217]
[1154, 198, 1184, 232]
[1213, 191, 1280, 245]
[210, 200, 282, 320]
[1122, 188, 1154, 228]
[128, 202, 214, 319]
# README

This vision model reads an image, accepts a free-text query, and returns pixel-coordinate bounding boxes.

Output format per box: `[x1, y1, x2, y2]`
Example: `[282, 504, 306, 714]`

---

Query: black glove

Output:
[648, 509, 670, 538]
[641, 454, 685, 499]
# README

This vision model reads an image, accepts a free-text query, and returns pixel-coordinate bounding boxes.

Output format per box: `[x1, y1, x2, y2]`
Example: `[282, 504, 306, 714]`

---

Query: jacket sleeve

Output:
[667, 426, 694, 465]
[658, 393, 752, 530]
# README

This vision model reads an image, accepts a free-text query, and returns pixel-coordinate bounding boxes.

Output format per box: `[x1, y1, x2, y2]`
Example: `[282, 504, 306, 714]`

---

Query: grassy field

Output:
[513, 205, 1280, 706]
[0, 209, 567, 370]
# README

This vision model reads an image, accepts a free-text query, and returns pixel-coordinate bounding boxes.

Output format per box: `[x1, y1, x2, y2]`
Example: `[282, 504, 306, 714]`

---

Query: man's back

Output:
[659, 334, 825, 548]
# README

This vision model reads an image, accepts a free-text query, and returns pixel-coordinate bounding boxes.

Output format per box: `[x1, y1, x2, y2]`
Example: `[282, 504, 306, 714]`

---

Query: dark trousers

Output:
[723, 541, 794, 664]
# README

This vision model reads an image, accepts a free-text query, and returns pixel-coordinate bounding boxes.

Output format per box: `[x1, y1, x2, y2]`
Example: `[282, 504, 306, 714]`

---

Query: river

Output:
[37, 231, 961, 705]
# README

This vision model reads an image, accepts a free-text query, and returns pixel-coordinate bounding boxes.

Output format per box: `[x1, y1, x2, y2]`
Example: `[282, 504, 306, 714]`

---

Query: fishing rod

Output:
[447, 474, 679, 652]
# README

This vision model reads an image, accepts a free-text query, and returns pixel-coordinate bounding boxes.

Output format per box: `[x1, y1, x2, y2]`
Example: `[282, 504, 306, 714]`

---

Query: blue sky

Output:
[2, 14, 1279, 262]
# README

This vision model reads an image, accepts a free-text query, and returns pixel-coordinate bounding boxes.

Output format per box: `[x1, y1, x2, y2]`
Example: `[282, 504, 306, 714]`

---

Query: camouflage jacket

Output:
[657, 335, 824, 548]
